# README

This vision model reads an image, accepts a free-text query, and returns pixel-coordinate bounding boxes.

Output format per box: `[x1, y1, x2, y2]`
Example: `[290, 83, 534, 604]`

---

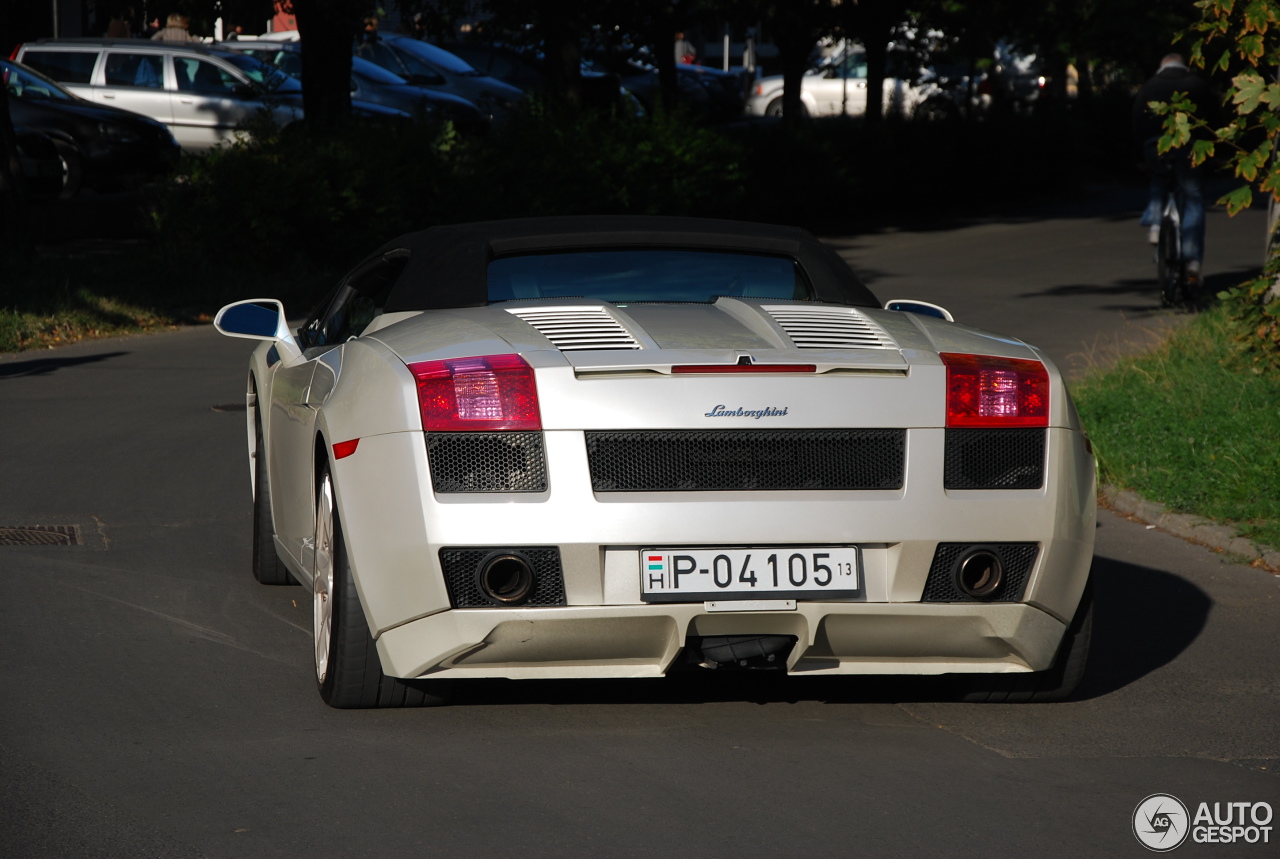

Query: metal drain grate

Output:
[0, 525, 81, 546]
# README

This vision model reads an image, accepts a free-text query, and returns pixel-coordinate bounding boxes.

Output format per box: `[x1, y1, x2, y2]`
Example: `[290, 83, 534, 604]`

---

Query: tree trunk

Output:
[538, 1, 583, 111]
[0, 82, 30, 272]
[293, 0, 361, 130]
[772, 13, 815, 126]
[864, 37, 887, 123]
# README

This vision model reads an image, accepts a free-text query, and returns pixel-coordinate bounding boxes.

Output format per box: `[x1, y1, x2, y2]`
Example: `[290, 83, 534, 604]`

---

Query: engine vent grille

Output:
[585, 429, 905, 492]
[507, 306, 640, 351]
[762, 306, 898, 350]
[922, 543, 1039, 602]
[944, 428, 1046, 490]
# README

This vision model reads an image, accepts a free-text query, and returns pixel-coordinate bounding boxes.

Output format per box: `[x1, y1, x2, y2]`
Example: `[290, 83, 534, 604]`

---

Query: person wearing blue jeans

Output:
[1141, 137, 1204, 268]
[1132, 53, 1221, 286]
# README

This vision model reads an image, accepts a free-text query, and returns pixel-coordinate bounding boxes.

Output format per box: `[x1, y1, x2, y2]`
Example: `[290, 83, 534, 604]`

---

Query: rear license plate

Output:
[641, 547, 861, 603]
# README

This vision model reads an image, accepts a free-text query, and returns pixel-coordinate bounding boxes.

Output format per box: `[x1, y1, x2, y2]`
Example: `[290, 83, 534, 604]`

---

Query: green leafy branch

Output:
[1151, 0, 1280, 368]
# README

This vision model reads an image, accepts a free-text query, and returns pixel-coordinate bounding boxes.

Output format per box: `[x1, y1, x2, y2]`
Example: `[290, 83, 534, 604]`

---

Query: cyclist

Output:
[1132, 53, 1221, 292]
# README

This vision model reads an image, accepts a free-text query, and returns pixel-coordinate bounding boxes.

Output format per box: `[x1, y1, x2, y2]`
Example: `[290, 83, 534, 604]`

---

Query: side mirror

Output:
[215, 299, 291, 340]
[884, 299, 954, 322]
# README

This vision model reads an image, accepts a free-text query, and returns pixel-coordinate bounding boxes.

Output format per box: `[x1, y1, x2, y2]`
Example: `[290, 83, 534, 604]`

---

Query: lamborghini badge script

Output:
[704, 405, 790, 418]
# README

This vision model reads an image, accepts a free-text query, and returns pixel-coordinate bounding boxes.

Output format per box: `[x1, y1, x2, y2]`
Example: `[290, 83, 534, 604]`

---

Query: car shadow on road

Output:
[0, 351, 129, 378]
[445, 556, 1209, 709]
[1072, 555, 1210, 700]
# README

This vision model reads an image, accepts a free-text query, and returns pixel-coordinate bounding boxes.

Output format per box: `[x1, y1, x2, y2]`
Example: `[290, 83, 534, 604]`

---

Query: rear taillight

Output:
[409, 354, 541, 431]
[8, 45, 21, 61]
[941, 353, 1048, 428]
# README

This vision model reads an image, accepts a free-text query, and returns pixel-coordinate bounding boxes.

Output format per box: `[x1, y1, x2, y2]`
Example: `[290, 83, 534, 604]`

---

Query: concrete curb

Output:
[1100, 485, 1280, 573]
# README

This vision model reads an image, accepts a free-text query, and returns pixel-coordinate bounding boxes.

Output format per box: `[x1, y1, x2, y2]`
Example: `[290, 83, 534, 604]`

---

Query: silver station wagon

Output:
[13, 38, 410, 151]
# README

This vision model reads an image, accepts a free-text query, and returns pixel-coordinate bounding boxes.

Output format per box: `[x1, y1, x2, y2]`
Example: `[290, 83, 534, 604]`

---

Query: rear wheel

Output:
[1157, 214, 1183, 308]
[51, 139, 83, 200]
[314, 464, 452, 709]
[252, 411, 294, 585]
[764, 97, 805, 118]
[958, 579, 1093, 703]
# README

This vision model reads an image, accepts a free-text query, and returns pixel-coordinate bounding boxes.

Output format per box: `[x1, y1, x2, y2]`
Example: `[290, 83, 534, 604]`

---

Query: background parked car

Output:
[15, 39, 409, 151]
[744, 48, 939, 119]
[218, 41, 488, 134]
[2, 57, 178, 198]
[439, 41, 635, 114]
[581, 50, 746, 122]
[353, 34, 524, 124]
[10, 126, 64, 199]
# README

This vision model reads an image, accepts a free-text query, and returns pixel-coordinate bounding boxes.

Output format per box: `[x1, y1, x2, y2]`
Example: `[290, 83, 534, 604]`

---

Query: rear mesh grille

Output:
[922, 543, 1039, 602]
[426, 432, 547, 492]
[585, 430, 905, 492]
[439, 547, 567, 608]
[944, 428, 1045, 490]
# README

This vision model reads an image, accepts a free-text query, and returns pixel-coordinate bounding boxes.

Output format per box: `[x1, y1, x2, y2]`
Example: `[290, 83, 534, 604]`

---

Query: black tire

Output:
[958, 579, 1093, 703]
[763, 97, 804, 118]
[51, 139, 83, 200]
[252, 410, 295, 585]
[314, 464, 452, 709]
[1157, 216, 1182, 308]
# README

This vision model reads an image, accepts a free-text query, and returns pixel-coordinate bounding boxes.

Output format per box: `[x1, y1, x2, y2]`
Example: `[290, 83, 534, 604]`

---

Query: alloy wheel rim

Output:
[313, 475, 335, 683]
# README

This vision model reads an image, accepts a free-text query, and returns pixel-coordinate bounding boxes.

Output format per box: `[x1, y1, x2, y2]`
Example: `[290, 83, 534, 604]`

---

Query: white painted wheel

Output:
[313, 472, 335, 684]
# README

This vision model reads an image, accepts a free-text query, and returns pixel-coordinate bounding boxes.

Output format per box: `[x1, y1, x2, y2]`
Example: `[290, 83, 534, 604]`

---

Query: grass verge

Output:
[1071, 303, 1280, 550]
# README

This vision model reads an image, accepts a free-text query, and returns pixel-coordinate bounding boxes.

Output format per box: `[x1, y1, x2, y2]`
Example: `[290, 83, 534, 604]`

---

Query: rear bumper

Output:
[376, 601, 1069, 680]
[329, 424, 1095, 680]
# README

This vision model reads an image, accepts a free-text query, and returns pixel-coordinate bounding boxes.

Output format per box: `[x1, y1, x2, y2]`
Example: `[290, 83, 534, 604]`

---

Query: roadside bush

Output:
[151, 120, 475, 274]
[476, 101, 746, 218]
[150, 106, 748, 279]
[1219, 271, 1280, 373]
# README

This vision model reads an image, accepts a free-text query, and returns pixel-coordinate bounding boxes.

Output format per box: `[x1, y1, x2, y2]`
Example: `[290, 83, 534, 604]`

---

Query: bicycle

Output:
[1154, 173, 1190, 308]
[1152, 155, 1198, 309]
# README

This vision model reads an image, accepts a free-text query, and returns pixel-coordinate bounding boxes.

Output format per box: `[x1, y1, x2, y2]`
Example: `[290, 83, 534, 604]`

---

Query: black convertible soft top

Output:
[377, 216, 878, 311]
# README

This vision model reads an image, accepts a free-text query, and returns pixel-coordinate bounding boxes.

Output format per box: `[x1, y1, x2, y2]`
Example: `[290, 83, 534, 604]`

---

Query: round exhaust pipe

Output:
[954, 547, 1004, 599]
[476, 552, 536, 606]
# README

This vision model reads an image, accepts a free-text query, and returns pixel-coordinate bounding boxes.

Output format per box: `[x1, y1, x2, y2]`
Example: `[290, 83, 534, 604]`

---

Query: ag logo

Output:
[1133, 794, 1190, 851]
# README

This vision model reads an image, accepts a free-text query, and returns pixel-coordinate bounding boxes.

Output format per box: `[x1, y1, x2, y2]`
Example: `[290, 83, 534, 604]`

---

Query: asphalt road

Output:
[2, 192, 1278, 858]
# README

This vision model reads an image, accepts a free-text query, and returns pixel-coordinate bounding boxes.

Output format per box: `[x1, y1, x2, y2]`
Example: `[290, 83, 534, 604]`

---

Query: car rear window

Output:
[20, 50, 98, 84]
[488, 250, 812, 304]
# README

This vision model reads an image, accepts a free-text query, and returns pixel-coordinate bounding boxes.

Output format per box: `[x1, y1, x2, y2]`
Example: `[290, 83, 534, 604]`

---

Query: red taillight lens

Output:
[941, 353, 1049, 428]
[409, 354, 541, 431]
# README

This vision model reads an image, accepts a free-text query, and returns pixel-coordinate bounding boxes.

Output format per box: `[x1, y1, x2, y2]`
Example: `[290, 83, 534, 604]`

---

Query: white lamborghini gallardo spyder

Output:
[215, 217, 1096, 708]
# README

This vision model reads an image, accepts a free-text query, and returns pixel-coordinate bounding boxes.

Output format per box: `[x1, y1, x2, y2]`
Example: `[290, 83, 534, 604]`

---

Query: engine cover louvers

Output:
[507, 306, 640, 351]
[762, 306, 898, 350]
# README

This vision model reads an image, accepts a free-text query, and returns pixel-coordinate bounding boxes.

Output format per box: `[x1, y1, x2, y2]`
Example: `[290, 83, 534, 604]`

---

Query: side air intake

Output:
[507, 306, 640, 351]
[762, 306, 898, 350]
